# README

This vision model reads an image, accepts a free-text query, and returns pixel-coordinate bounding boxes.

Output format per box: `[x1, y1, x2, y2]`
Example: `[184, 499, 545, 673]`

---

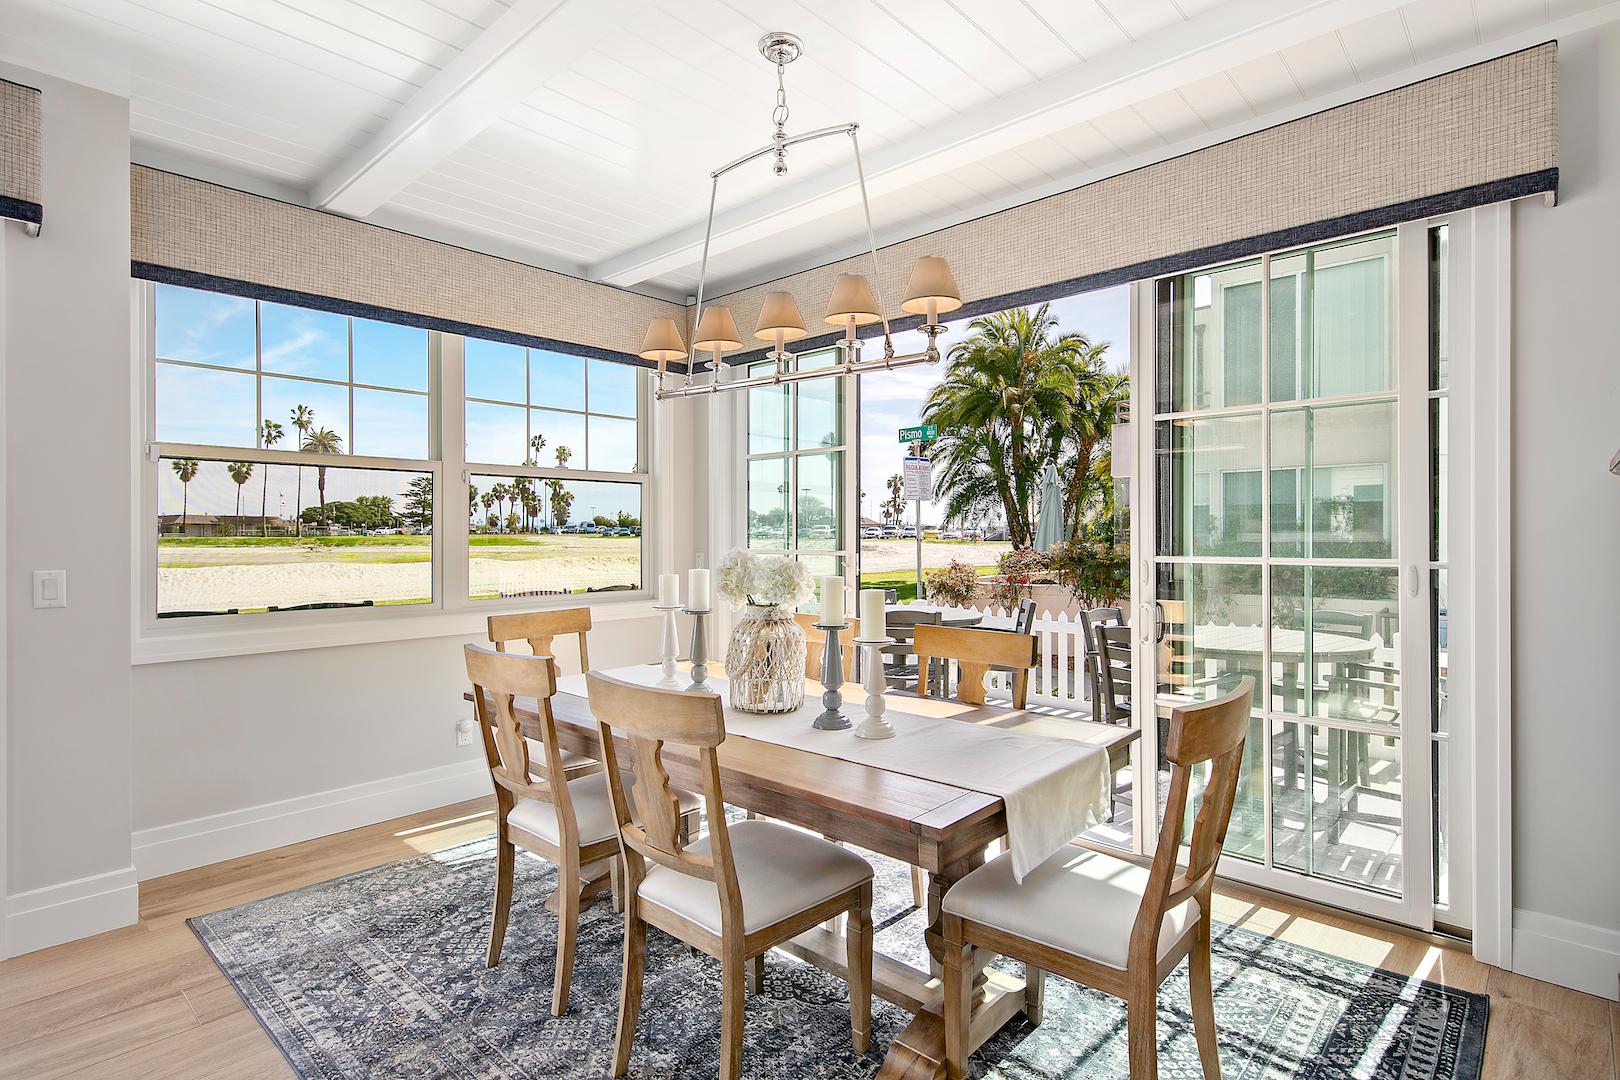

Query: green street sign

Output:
[898, 423, 937, 443]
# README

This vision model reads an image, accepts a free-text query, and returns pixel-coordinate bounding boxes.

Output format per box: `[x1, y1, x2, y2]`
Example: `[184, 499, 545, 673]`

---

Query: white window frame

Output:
[130, 282, 662, 664]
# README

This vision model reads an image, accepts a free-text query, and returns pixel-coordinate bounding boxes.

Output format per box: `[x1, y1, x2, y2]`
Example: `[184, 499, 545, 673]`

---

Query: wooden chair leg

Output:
[1188, 921, 1222, 1080]
[746, 953, 765, 994]
[910, 865, 926, 910]
[551, 849, 581, 1017]
[611, 910, 645, 1078]
[941, 915, 971, 1080]
[719, 947, 747, 1080]
[845, 883, 873, 1054]
[1023, 963, 1046, 1026]
[680, 808, 700, 843]
[486, 833, 514, 967]
[609, 856, 624, 915]
[1126, 981, 1160, 1080]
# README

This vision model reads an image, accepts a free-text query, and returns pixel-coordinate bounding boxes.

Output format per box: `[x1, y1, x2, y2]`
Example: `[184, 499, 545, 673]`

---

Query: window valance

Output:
[0, 78, 43, 229]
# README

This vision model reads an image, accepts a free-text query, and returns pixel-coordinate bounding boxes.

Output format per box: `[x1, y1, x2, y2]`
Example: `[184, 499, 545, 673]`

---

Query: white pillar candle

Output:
[658, 573, 680, 606]
[820, 576, 844, 625]
[688, 568, 711, 611]
[860, 589, 886, 636]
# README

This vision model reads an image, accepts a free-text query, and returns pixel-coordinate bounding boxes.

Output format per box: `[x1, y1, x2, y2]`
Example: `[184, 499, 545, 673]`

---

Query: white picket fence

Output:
[896, 602, 1098, 712]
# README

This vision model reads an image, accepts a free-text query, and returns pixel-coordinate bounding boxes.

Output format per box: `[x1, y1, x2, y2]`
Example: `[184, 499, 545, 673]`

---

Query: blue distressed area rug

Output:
[191, 837, 1487, 1079]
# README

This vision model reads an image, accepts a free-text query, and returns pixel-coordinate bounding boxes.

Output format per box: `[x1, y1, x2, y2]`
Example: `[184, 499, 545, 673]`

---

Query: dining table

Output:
[475, 665, 1139, 1079]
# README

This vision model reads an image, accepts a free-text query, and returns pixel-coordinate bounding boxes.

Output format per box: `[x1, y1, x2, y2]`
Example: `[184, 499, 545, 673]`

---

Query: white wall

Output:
[2, 66, 135, 954]
[1508, 21, 1620, 999]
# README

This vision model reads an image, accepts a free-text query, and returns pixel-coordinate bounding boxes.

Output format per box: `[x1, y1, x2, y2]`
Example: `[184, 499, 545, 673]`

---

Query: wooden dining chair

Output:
[912, 622, 1040, 708]
[1080, 606, 1125, 707]
[793, 611, 859, 681]
[586, 672, 875, 1080]
[488, 608, 600, 781]
[939, 677, 1254, 1080]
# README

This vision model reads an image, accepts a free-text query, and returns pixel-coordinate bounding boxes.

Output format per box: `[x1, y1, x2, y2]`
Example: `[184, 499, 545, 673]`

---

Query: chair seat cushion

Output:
[639, 819, 873, 936]
[942, 846, 1198, 970]
[509, 774, 700, 849]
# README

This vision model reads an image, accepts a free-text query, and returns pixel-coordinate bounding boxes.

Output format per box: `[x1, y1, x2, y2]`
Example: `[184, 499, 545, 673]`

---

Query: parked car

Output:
[940, 529, 961, 540]
[880, 525, 900, 539]
[861, 526, 881, 539]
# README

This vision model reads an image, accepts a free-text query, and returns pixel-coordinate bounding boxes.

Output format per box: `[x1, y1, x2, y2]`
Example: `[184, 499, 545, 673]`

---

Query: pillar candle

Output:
[688, 568, 710, 610]
[860, 589, 886, 636]
[820, 576, 844, 625]
[658, 573, 679, 606]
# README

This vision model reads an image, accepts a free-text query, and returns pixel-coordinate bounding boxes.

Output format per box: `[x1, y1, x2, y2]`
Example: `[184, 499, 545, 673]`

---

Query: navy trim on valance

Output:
[131, 262, 682, 372]
[0, 195, 42, 226]
[715, 167, 1557, 369]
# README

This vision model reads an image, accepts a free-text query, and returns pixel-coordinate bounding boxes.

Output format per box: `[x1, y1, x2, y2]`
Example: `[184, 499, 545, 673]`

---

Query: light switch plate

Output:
[33, 569, 67, 609]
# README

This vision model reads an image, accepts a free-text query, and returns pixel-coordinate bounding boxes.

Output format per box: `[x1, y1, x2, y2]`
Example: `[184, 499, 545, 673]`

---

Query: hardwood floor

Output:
[0, 798, 1612, 1079]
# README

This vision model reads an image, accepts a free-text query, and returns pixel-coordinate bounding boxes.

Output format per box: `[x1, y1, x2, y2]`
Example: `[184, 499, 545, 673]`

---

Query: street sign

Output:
[897, 423, 936, 443]
[902, 456, 932, 500]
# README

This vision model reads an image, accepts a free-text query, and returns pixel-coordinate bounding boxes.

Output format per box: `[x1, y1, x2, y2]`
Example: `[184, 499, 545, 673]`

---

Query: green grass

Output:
[858, 565, 996, 604]
[159, 534, 431, 547]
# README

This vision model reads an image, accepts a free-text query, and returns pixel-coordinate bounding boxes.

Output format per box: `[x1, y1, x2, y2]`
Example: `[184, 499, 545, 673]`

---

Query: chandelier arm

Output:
[689, 173, 720, 386]
[848, 126, 893, 355]
[711, 123, 856, 180]
[656, 347, 938, 400]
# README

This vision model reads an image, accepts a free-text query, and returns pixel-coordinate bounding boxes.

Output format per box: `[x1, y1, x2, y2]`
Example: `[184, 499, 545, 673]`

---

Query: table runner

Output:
[554, 666, 1109, 882]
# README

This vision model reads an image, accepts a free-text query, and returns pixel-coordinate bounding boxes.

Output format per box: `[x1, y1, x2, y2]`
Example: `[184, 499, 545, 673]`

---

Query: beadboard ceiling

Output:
[0, 0, 1599, 300]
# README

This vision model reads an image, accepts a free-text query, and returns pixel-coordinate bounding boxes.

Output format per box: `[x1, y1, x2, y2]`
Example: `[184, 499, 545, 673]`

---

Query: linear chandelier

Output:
[639, 32, 961, 400]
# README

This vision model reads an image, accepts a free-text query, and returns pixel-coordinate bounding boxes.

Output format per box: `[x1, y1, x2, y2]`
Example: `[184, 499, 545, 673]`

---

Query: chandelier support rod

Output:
[657, 346, 938, 399]
[848, 126, 893, 356]
[688, 174, 720, 388]
[711, 123, 855, 180]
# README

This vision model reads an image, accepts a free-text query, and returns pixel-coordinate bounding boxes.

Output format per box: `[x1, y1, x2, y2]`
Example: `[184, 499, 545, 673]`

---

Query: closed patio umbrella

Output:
[1033, 463, 1067, 552]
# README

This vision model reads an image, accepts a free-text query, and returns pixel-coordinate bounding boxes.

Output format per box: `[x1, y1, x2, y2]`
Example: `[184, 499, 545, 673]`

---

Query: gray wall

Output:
[1510, 20, 1620, 960]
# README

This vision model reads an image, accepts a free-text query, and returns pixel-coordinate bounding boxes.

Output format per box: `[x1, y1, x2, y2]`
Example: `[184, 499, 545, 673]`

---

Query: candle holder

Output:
[853, 636, 897, 740]
[653, 601, 683, 688]
[811, 622, 852, 730]
[684, 608, 713, 691]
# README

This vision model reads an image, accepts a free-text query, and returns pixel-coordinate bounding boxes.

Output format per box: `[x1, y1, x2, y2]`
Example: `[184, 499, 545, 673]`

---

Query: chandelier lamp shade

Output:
[641, 31, 960, 398]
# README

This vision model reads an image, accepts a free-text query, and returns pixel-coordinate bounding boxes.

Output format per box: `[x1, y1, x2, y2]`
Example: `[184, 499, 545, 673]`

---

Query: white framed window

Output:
[136, 282, 654, 656]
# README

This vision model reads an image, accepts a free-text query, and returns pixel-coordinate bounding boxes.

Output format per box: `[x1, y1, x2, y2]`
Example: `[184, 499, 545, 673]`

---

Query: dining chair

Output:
[882, 606, 942, 690]
[793, 611, 859, 681]
[1080, 606, 1124, 707]
[940, 676, 1255, 1080]
[585, 672, 875, 1080]
[912, 623, 1039, 708]
[488, 608, 600, 781]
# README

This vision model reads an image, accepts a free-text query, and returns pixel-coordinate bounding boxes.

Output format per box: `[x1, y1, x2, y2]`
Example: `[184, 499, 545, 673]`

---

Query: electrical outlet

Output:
[456, 718, 476, 747]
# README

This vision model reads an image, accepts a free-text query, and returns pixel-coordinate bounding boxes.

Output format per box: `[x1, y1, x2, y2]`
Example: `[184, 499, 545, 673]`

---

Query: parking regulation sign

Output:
[902, 456, 932, 500]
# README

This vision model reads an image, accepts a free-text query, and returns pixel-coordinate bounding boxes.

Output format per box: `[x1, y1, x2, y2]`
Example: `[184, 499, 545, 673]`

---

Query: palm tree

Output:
[289, 405, 315, 536]
[884, 473, 905, 526]
[226, 461, 254, 535]
[547, 478, 574, 531]
[529, 434, 546, 463]
[171, 458, 200, 535]
[468, 483, 479, 525]
[481, 491, 496, 529]
[555, 444, 572, 469]
[922, 304, 1090, 548]
[1054, 365, 1127, 539]
[301, 426, 343, 528]
[259, 420, 283, 536]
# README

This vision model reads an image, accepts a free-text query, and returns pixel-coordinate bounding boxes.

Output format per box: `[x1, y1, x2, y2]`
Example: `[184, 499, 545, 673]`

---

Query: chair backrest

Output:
[884, 606, 941, 644]
[913, 623, 1039, 707]
[1312, 608, 1373, 640]
[1013, 598, 1037, 635]
[793, 612, 860, 681]
[586, 672, 745, 931]
[1079, 606, 1125, 708]
[464, 644, 577, 844]
[1131, 677, 1253, 966]
[487, 607, 592, 670]
[1095, 623, 1134, 724]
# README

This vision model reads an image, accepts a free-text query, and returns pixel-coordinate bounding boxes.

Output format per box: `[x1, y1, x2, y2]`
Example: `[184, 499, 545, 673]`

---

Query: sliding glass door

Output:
[1134, 225, 1449, 928]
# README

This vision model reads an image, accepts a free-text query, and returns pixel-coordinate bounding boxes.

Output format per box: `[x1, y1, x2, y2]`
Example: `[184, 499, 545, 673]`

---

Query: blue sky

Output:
[856, 284, 1131, 522]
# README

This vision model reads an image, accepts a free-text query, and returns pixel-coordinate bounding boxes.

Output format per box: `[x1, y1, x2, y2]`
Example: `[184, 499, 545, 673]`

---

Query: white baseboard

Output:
[5, 866, 139, 958]
[132, 760, 491, 881]
[1513, 908, 1620, 1001]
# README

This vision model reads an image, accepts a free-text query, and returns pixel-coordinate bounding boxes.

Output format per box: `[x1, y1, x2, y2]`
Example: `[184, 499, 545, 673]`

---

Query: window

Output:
[143, 283, 651, 631]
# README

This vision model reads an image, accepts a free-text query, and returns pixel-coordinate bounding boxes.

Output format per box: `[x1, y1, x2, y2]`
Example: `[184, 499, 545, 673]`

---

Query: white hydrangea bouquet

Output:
[714, 548, 815, 609]
[717, 549, 812, 713]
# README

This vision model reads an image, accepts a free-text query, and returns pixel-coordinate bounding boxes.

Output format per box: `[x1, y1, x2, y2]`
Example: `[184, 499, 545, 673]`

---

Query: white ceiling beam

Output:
[586, 0, 1411, 289]
[312, 0, 654, 217]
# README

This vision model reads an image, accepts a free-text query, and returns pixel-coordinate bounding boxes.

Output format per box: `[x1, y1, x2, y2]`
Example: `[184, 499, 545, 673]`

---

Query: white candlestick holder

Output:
[684, 608, 713, 691]
[853, 636, 897, 740]
[653, 602, 683, 688]
[811, 622, 852, 730]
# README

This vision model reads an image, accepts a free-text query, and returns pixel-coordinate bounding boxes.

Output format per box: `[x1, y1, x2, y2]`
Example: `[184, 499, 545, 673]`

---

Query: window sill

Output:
[131, 593, 659, 665]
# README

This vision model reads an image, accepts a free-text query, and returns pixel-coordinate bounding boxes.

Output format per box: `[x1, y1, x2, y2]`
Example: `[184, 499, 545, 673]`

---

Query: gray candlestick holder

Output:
[811, 621, 852, 730]
[684, 608, 713, 691]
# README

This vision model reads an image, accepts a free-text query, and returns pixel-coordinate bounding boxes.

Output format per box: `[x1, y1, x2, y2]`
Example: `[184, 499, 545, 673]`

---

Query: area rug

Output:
[191, 836, 1487, 1079]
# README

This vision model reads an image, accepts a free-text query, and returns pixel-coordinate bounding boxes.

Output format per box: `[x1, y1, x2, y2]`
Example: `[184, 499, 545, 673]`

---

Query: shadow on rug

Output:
[191, 837, 1487, 1079]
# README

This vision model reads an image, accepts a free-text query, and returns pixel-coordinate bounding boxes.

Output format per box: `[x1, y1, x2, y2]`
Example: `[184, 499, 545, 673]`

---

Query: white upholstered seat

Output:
[511, 773, 701, 849]
[639, 819, 873, 935]
[942, 845, 1198, 970]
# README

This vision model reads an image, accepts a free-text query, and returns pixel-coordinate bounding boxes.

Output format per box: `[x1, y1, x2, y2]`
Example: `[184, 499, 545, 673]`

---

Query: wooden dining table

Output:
[474, 669, 1139, 1079]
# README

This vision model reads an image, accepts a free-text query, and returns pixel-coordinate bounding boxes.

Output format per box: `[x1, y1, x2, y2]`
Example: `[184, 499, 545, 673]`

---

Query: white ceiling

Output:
[0, 0, 1603, 301]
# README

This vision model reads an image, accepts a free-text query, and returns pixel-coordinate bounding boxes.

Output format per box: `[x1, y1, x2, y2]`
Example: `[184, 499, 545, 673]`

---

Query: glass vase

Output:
[724, 604, 806, 714]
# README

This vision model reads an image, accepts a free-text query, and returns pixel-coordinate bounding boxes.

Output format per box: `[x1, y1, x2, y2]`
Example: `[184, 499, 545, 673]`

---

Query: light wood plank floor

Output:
[1, 798, 1612, 1079]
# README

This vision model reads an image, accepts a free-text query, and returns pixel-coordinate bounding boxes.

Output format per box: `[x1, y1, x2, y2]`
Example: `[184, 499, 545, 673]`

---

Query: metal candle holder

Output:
[653, 602, 683, 688]
[684, 608, 713, 691]
[853, 636, 897, 740]
[811, 622, 852, 730]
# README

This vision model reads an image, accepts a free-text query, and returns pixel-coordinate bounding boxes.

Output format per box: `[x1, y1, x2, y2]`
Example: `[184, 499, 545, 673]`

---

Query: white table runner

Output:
[555, 666, 1109, 882]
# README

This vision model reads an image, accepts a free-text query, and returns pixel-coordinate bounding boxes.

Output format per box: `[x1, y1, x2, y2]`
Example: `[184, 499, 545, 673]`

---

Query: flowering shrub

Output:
[1046, 539, 1130, 608]
[714, 548, 815, 608]
[988, 548, 1052, 611]
[924, 560, 981, 608]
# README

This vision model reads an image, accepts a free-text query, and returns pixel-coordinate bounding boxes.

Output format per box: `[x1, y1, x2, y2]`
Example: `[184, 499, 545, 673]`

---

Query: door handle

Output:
[1407, 565, 1420, 597]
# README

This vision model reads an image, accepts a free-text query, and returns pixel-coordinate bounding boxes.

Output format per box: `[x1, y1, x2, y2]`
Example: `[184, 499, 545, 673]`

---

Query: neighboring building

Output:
[159, 514, 295, 536]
